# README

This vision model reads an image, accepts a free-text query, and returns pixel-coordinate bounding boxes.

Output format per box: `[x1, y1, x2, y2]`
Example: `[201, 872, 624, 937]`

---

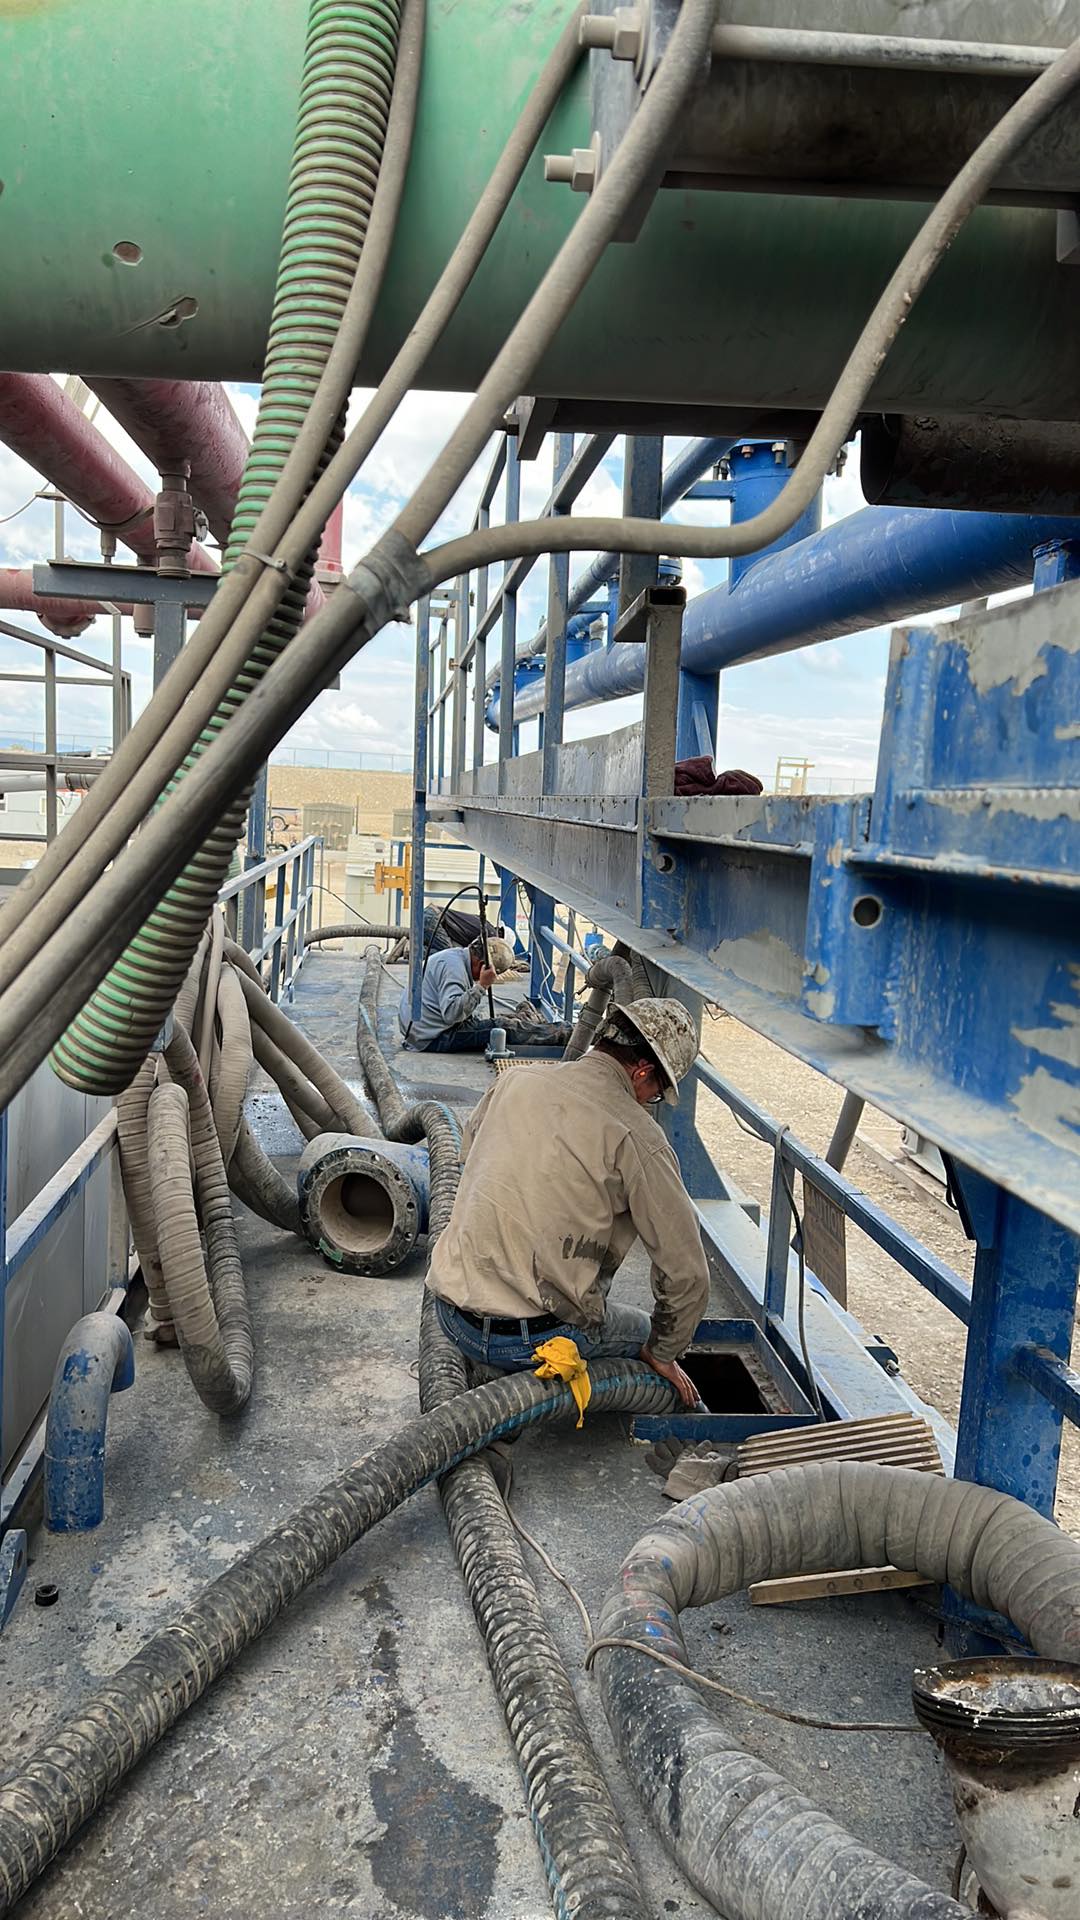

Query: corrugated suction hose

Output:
[353, 953, 651, 1916]
[597, 1461, 1080, 1920]
[148, 1026, 254, 1416]
[0, 1362, 677, 1914]
[419, 1292, 652, 1920]
[51, 0, 403, 1095]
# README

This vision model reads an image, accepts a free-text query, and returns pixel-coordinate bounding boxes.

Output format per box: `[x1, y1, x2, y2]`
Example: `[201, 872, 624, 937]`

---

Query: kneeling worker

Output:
[428, 997, 708, 1405]
[400, 933, 572, 1052]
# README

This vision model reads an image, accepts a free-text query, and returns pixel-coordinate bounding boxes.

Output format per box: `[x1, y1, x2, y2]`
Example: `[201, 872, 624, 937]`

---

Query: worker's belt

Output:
[454, 1306, 562, 1336]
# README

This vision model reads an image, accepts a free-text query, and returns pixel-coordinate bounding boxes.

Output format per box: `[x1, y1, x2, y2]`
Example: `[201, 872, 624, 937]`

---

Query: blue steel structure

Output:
[411, 420, 1080, 1592]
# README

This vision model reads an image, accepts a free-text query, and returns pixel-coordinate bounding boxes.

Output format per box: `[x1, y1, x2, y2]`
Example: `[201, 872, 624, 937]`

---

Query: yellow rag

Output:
[533, 1336, 591, 1429]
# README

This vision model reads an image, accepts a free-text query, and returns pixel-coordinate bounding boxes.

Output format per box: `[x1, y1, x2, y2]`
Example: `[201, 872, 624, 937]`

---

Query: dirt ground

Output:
[697, 1010, 1080, 1537]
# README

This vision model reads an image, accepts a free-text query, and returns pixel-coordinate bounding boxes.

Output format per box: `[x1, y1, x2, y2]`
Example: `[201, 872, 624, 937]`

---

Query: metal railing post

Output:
[541, 432, 574, 796]
[497, 436, 522, 788]
[410, 597, 431, 1021]
[451, 575, 469, 788]
[43, 647, 57, 841]
[617, 435, 663, 622]
[472, 515, 490, 774]
[240, 768, 268, 954]
[764, 1136, 794, 1322]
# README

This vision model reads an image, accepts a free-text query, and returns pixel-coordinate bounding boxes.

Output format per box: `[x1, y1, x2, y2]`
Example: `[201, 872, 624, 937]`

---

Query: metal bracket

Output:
[0, 1529, 28, 1632]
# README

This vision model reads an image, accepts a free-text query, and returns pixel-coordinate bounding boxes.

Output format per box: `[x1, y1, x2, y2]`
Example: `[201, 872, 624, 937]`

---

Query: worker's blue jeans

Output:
[435, 1295, 651, 1374]
[421, 1018, 571, 1053]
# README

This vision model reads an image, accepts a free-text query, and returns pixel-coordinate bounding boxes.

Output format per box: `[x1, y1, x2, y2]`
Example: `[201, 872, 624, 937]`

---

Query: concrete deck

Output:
[0, 952, 961, 1919]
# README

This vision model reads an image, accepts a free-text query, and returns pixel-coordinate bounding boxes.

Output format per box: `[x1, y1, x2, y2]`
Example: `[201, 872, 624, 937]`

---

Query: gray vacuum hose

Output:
[563, 950, 633, 1060]
[0, 1360, 677, 1914]
[116, 1055, 171, 1335]
[248, 1021, 337, 1139]
[229, 1116, 302, 1236]
[150, 1025, 254, 1416]
[306, 920, 408, 944]
[418, 1291, 651, 1920]
[597, 1461, 1080, 1920]
[355, 944, 461, 1233]
[235, 966, 372, 1137]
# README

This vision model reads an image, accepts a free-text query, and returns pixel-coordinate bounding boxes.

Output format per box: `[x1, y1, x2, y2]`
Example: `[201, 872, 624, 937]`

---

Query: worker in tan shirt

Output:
[427, 998, 709, 1407]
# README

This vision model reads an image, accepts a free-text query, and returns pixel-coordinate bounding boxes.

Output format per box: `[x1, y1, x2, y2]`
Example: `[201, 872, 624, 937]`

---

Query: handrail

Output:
[693, 1056, 973, 1325]
[217, 832, 320, 899]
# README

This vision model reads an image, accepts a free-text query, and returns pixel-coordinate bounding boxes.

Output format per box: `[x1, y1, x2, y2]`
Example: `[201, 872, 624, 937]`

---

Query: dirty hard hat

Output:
[485, 937, 516, 976]
[601, 997, 698, 1106]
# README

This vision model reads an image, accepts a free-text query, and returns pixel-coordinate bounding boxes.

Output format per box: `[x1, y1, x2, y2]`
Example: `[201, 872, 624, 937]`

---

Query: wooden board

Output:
[749, 1567, 932, 1606]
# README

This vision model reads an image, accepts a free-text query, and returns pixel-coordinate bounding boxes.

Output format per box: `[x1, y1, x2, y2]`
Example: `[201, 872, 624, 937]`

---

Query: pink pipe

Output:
[0, 567, 108, 637]
[86, 378, 248, 549]
[86, 376, 327, 614]
[0, 375, 217, 575]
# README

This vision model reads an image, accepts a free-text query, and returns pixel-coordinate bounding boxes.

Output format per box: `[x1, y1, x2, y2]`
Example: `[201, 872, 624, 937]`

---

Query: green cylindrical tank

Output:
[4, 0, 1080, 418]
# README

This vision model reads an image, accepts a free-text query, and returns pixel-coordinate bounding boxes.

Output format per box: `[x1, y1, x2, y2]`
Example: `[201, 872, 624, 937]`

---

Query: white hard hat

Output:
[598, 997, 698, 1106]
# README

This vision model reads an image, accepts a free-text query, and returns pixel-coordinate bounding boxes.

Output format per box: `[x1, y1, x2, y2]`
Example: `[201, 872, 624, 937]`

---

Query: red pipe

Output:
[86, 376, 327, 614]
[86, 378, 248, 549]
[0, 567, 108, 637]
[0, 375, 217, 575]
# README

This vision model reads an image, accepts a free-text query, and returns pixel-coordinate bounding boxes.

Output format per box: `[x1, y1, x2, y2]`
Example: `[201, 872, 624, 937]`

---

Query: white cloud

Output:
[801, 641, 845, 675]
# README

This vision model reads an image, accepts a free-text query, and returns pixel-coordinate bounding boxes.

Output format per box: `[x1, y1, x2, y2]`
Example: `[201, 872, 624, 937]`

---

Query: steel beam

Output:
[8, 4, 1080, 425]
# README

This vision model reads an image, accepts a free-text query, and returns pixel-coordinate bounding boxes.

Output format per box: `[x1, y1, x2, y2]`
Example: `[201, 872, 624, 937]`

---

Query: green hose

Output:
[51, 0, 402, 1094]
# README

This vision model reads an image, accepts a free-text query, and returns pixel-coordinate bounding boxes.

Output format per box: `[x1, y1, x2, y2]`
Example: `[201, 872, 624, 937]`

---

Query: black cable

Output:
[400, 880, 488, 1046]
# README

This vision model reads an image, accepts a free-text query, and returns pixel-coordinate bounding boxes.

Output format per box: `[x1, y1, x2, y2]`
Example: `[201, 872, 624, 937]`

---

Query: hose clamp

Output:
[246, 547, 292, 577]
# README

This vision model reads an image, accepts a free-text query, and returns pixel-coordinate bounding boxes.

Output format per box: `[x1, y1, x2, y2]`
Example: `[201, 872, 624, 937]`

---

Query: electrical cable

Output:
[421, 33, 1080, 586]
[400, 879, 489, 1046]
[504, 1496, 595, 1646]
[0, 490, 46, 526]
[583, 1637, 921, 1733]
[0, 0, 584, 989]
[3, 14, 1073, 1106]
[508, 1489, 921, 1733]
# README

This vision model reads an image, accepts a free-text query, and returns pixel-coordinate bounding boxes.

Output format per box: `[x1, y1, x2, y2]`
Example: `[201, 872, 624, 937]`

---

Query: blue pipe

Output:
[489, 436, 735, 692]
[488, 506, 1080, 730]
[44, 1313, 135, 1533]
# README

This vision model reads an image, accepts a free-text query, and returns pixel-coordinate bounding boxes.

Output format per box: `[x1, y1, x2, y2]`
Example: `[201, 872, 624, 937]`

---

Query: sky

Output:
[0, 378, 1009, 791]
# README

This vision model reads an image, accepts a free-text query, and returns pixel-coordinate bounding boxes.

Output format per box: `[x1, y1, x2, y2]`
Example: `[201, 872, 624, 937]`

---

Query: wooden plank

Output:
[749, 1567, 932, 1606]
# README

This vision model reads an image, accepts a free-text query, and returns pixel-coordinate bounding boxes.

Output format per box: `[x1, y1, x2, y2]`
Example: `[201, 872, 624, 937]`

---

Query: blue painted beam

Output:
[489, 505, 1080, 730]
